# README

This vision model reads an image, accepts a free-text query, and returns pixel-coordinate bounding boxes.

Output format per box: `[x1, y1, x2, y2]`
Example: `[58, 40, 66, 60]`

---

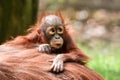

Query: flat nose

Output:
[55, 34, 60, 39]
[55, 36, 60, 39]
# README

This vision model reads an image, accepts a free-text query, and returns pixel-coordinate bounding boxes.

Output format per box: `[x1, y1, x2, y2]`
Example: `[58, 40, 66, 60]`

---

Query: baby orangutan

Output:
[38, 14, 90, 73]
[0, 13, 104, 80]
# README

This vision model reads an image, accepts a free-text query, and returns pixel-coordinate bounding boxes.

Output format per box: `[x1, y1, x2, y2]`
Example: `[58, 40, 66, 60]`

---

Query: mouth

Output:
[56, 43, 62, 46]
[50, 41, 63, 49]
[50, 42, 63, 49]
[54, 43, 62, 48]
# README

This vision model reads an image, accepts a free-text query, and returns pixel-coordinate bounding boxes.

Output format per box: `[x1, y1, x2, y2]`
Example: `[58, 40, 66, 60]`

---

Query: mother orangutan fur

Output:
[0, 13, 104, 80]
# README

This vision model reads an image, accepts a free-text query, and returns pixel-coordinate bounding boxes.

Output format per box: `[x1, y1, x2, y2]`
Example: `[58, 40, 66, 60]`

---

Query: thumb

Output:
[47, 59, 53, 62]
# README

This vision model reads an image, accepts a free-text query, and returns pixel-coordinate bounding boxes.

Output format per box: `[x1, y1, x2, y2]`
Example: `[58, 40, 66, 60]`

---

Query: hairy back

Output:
[0, 13, 104, 80]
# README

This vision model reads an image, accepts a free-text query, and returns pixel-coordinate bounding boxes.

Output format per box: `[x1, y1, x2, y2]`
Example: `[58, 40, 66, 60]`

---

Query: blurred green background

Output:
[0, 0, 120, 80]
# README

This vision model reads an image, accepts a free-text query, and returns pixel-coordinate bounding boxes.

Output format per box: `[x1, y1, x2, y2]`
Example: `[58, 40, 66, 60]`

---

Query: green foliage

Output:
[58, 0, 65, 4]
[78, 44, 120, 80]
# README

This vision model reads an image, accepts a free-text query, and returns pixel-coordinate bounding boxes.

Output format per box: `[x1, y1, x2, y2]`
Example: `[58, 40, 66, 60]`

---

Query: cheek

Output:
[50, 37, 64, 49]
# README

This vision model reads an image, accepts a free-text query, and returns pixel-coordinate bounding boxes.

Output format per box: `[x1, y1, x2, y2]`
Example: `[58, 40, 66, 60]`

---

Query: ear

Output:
[36, 28, 40, 34]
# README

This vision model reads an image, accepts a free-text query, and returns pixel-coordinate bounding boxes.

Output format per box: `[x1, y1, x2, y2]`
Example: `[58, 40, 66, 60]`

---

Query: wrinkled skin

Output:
[51, 54, 64, 73]
[38, 15, 65, 73]
[39, 44, 51, 54]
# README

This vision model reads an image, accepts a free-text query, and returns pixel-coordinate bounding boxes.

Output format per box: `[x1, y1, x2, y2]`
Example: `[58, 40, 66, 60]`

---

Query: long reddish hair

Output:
[0, 12, 104, 80]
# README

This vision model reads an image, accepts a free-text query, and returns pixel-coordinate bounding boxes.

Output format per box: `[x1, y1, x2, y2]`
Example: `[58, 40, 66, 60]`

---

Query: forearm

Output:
[60, 51, 90, 64]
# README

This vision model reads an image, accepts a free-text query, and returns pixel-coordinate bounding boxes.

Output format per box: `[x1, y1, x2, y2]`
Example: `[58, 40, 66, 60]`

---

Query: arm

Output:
[60, 49, 90, 64]
[51, 34, 90, 73]
[62, 33, 90, 64]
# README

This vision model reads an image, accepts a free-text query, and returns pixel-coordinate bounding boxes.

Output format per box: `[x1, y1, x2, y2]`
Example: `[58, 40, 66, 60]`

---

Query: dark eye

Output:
[57, 26, 64, 34]
[58, 28, 62, 32]
[50, 28, 55, 35]
[51, 28, 55, 33]
[46, 27, 55, 35]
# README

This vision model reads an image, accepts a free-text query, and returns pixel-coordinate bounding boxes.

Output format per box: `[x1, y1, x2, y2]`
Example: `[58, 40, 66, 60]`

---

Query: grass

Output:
[78, 44, 120, 80]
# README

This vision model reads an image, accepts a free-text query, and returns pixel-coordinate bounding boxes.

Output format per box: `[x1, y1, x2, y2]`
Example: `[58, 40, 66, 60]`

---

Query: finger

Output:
[39, 47, 43, 52]
[38, 45, 42, 52]
[38, 47, 41, 52]
[50, 65, 54, 72]
[46, 46, 50, 53]
[58, 61, 63, 73]
[56, 63, 60, 73]
[42, 47, 45, 53]
[53, 64, 57, 72]
[60, 63, 63, 72]
[50, 62, 55, 69]
[48, 45, 51, 53]
[44, 47, 48, 53]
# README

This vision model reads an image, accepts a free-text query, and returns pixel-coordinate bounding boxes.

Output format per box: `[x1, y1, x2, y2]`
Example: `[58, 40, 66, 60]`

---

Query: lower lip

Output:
[55, 44, 62, 48]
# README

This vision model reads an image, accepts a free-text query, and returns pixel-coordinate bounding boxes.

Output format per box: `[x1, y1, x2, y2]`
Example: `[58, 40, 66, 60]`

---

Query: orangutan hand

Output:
[38, 44, 51, 54]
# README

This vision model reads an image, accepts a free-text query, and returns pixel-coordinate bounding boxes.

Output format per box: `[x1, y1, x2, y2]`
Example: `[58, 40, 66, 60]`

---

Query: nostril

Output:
[54, 34, 61, 39]
[55, 37, 60, 39]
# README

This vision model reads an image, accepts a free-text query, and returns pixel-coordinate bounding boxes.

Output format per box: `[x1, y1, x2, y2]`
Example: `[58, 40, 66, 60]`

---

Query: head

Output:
[39, 15, 65, 49]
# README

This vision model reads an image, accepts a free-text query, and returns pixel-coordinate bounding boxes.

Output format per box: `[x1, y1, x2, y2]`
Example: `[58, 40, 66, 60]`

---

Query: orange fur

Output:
[0, 13, 104, 80]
